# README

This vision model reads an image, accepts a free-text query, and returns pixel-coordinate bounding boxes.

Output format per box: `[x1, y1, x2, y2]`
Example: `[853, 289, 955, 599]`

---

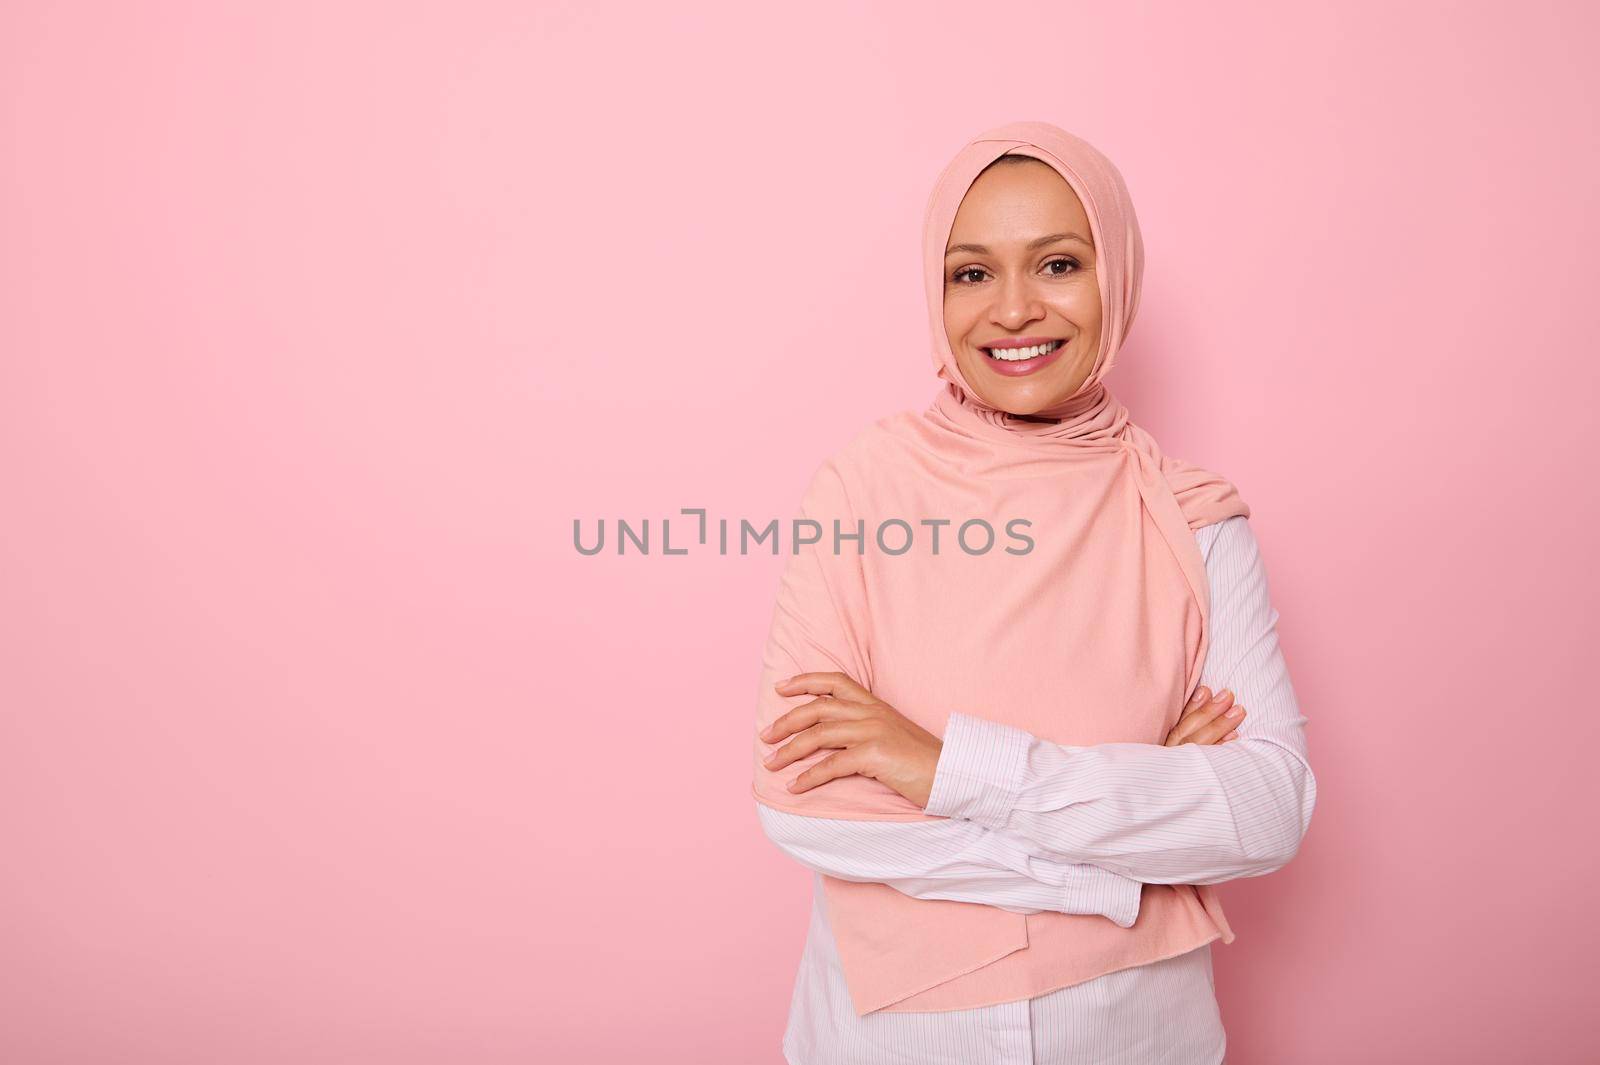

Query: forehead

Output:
[947, 159, 1092, 245]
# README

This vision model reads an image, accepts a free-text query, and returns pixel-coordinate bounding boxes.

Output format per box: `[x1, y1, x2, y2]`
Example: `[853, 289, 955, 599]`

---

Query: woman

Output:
[751, 122, 1316, 1064]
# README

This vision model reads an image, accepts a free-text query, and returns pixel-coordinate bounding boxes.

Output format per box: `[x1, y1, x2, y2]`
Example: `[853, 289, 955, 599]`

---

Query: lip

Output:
[976, 337, 1067, 377]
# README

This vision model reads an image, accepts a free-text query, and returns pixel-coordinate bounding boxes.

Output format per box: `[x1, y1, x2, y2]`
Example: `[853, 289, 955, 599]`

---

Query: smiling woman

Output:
[748, 121, 1314, 1065]
[943, 157, 1104, 399]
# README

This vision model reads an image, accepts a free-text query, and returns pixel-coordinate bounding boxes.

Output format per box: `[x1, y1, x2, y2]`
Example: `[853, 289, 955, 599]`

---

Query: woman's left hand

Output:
[760, 672, 944, 809]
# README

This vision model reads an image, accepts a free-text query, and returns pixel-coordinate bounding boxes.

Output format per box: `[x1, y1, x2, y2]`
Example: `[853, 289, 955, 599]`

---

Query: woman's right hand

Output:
[1164, 686, 1246, 746]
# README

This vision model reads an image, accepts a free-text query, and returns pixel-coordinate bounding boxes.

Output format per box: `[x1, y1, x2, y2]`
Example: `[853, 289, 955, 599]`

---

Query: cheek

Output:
[1048, 287, 1100, 329]
[940, 298, 960, 341]
[942, 293, 981, 347]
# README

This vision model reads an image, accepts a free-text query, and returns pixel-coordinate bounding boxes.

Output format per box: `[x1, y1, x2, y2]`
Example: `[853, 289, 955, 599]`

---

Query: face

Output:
[942, 158, 1103, 418]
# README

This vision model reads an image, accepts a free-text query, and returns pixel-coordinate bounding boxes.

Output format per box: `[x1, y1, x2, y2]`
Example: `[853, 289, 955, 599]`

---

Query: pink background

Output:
[3, 2, 1596, 1062]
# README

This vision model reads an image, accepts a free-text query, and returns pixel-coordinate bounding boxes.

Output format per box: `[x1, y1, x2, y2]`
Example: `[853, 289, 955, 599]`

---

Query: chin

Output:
[1007, 400, 1054, 417]
[962, 360, 1075, 415]
[983, 389, 1050, 416]
[985, 388, 1065, 419]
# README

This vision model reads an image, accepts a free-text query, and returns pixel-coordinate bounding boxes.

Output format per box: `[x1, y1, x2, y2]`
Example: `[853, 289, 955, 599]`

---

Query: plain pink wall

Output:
[3, 2, 1596, 1062]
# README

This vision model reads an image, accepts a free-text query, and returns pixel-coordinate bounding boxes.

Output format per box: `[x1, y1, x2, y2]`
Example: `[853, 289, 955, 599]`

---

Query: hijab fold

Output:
[753, 121, 1249, 1016]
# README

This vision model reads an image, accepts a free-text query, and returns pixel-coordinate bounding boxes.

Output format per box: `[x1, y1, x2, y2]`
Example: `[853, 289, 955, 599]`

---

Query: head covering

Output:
[753, 121, 1250, 1016]
[924, 119, 1144, 431]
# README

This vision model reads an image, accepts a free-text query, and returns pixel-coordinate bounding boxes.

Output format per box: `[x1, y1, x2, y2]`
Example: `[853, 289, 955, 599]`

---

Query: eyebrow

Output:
[944, 232, 1091, 257]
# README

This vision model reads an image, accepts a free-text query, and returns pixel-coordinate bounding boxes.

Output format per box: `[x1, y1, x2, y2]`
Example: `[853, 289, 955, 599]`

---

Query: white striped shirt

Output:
[756, 514, 1317, 1064]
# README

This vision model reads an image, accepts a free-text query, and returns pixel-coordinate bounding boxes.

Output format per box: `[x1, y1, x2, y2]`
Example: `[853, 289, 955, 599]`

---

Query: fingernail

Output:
[1225, 706, 1243, 719]
[1223, 729, 1239, 741]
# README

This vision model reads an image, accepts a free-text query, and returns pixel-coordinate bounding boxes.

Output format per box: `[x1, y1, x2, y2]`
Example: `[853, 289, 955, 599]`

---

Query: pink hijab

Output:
[753, 121, 1250, 1016]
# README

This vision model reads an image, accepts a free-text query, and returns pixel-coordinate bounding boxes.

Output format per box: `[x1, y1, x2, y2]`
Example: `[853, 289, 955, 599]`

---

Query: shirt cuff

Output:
[923, 711, 1031, 829]
[1065, 863, 1143, 928]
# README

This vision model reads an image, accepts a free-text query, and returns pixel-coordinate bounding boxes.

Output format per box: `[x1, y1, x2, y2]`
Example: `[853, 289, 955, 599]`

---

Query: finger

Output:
[1166, 686, 1217, 742]
[1221, 729, 1240, 742]
[763, 720, 871, 771]
[1191, 705, 1247, 745]
[761, 695, 867, 743]
[1167, 689, 1234, 745]
[788, 748, 862, 793]
[775, 671, 873, 703]
[1165, 689, 1207, 746]
[1168, 705, 1220, 745]
[761, 696, 839, 743]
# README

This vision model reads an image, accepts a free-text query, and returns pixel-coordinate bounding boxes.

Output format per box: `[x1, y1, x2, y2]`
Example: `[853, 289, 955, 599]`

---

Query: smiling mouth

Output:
[984, 339, 1065, 362]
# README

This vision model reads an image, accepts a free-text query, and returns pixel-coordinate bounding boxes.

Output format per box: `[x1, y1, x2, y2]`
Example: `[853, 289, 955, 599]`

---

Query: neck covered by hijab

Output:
[752, 121, 1251, 1016]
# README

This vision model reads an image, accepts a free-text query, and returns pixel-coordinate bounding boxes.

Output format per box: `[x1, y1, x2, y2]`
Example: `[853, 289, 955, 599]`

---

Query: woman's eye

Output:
[951, 260, 1079, 285]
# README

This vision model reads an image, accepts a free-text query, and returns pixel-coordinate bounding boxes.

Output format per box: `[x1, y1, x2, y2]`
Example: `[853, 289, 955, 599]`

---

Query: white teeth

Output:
[986, 340, 1062, 361]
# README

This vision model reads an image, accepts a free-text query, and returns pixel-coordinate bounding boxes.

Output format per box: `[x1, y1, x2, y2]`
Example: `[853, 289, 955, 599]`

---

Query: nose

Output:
[990, 272, 1045, 331]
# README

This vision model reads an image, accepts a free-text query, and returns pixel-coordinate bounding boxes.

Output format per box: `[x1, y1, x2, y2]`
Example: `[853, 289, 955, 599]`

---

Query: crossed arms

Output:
[753, 514, 1317, 923]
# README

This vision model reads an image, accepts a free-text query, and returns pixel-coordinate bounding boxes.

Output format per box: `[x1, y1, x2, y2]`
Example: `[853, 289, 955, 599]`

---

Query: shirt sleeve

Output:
[922, 515, 1318, 886]
[753, 800, 1142, 924]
